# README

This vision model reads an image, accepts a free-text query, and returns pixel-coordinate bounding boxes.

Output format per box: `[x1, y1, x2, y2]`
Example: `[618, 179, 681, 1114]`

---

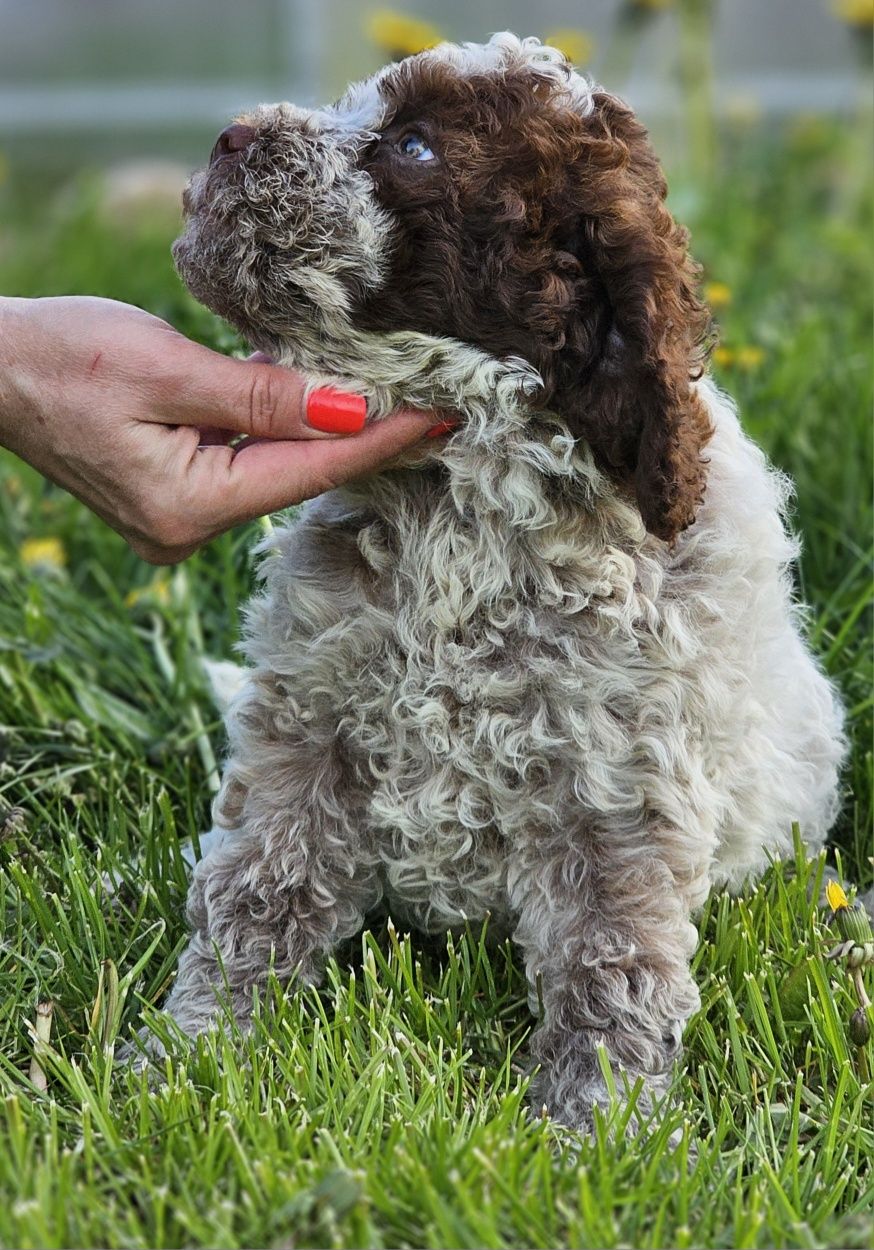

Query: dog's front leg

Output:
[510, 831, 707, 1134]
[160, 718, 380, 1041]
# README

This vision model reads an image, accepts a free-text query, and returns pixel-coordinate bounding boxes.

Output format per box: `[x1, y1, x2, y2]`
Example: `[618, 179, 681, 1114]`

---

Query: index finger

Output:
[156, 341, 363, 441]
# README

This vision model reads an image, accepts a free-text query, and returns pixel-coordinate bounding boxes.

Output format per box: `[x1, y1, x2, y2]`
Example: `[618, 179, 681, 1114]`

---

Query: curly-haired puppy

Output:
[167, 34, 845, 1130]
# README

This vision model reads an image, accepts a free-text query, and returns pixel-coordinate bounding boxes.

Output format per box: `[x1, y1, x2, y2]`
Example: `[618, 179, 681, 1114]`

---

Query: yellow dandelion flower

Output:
[705, 281, 732, 309]
[724, 93, 764, 127]
[125, 574, 172, 610]
[832, 0, 874, 26]
[367, 10, 444, 56]
[737, 345, 765, 370]
[713, 347, 735, 368]
[20, 537, 67, 570]
[826, 879, 849, 912]
[544, 28, 595, 66]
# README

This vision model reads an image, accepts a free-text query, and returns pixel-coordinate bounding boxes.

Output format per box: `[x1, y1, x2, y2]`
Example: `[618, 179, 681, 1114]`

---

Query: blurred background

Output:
[0, 0, 872, 198]
[0, 2, 871, 869]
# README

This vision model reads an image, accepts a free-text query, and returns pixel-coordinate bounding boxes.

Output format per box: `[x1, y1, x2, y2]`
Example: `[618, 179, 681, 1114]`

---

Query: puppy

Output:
[167, 34, 845, 1131]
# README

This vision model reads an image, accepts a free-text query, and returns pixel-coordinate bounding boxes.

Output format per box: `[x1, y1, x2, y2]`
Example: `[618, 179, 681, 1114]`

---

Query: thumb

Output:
[187, 407, 438, 528]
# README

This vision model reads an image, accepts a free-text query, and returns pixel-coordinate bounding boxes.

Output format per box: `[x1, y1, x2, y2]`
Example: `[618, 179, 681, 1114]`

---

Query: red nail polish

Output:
[426, 419, 459, 439]
[306, 386, 367, 434]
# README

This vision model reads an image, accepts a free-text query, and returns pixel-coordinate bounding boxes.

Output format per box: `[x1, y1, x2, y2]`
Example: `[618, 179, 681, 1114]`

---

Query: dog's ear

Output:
[559, 92, 713, 542]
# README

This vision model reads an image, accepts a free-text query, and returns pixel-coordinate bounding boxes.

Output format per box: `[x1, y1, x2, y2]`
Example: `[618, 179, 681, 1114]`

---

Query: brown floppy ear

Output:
[561, 92, 713, 541]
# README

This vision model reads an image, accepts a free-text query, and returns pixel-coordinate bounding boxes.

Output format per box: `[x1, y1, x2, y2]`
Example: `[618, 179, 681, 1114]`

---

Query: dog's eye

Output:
[398, 132, 435, 162]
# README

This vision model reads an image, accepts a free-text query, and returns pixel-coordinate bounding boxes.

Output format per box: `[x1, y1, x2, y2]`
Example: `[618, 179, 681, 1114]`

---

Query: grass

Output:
[0, 115, 872, 1248]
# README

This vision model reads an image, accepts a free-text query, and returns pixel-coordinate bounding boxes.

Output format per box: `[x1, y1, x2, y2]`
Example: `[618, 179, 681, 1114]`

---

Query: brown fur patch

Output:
[357, 63, 713, 540]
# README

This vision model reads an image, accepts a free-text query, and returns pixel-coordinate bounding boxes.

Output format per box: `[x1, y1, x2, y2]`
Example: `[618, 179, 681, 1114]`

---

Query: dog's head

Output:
[175, 33, 712, 540]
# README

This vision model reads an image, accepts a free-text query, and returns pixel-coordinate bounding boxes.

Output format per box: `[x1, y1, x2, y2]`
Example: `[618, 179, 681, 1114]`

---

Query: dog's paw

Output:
[115, 1027, 172, 1077]
[528, 1063, 672, 1140]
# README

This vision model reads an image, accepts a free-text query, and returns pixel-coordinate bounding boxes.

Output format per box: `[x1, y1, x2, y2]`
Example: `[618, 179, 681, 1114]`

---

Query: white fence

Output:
[0, 0, 868, 138]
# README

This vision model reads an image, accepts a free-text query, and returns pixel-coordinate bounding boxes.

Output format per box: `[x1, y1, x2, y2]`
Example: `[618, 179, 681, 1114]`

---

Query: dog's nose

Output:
[210, 123, 258, 165]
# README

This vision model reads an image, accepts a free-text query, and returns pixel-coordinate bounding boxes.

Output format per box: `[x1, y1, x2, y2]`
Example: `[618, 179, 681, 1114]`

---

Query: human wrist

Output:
[0, 298, 26, 446]
[0, 297, 41, 455]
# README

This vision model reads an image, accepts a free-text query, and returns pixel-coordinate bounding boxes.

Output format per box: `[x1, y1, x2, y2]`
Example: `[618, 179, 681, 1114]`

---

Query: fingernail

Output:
[306, 386, 367, 434]
[426, 419, 459, 439]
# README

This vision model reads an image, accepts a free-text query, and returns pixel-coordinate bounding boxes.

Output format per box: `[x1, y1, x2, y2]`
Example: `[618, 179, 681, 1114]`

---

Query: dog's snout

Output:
[210, 122, 258, 165]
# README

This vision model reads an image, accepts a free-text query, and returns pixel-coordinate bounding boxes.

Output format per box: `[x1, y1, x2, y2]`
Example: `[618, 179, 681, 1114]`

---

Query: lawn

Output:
[0, 116, 871, 1249]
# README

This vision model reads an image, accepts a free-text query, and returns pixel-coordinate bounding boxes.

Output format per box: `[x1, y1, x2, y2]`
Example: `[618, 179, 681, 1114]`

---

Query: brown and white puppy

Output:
[166, 34, 844, 1132]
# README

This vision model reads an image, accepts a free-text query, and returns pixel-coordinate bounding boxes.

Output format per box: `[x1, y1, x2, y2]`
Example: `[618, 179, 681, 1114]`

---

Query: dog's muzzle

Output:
[209, 122, 259, 167]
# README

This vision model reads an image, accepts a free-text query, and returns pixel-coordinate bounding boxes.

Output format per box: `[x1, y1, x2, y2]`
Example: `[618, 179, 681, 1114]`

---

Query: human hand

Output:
[0, 296, 439, 563]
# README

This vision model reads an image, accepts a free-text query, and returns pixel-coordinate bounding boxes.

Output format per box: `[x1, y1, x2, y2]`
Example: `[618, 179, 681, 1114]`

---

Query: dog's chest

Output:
[272, 486, 648, 930]
[350, 637, 545, 930]
[340, 598, 582, 931]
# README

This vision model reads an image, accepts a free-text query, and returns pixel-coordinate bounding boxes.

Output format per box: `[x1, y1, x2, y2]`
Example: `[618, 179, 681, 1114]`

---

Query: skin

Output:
[0, 295, 437, 564]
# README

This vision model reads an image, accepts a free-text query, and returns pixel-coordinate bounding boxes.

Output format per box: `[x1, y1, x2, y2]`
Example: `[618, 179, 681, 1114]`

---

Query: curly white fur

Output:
[162, 367, 843, 1124]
